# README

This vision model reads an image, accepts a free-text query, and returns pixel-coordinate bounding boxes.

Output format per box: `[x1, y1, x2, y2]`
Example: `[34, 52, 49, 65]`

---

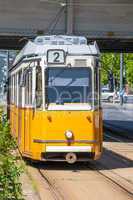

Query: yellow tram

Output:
[8, 35, 103, 163]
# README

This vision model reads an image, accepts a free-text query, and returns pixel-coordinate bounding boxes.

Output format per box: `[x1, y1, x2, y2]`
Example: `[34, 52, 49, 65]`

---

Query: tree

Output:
[124, 53, 133, 88]
[101, 53, 133, 89]
[101, 53, 120, 87]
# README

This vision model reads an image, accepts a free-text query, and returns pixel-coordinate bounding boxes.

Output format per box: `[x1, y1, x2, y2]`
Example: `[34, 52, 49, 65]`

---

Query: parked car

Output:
[101, 88, 129, 103]
[101, 89, 116, 102]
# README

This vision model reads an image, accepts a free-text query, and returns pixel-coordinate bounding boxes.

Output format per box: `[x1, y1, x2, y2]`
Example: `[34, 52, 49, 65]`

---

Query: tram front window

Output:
[46, 67, 92, 107]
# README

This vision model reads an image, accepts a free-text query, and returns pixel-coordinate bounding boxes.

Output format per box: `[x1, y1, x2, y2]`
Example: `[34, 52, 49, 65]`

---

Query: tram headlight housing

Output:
[65, 130, 73, 139]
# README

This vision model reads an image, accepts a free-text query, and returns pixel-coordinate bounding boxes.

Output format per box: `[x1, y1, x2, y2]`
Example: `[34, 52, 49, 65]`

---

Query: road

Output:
[25, 132, 133, 200]
[125, 95, 133, 104]
[103, 102, 133, 139]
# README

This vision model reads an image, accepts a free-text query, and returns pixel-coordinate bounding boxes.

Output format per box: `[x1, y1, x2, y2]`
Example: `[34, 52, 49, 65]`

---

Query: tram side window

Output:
[98, 69, 101, 107]
[18, 70, 22, 107]
[12, 75, 15, 104]
[11, 76, 14, 104]
[14, 74, 18, 105]
[36, 65, 42, 108]
[25, 68, 32, 106]
[13, 75, 16, 104]
[10, 76, 13, 104]
[94, 68, 99, 106]
[11, 76, 13, 104]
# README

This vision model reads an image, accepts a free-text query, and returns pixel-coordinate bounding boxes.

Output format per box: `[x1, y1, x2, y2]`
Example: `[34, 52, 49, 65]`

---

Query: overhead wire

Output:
[47, 6, 66, 34]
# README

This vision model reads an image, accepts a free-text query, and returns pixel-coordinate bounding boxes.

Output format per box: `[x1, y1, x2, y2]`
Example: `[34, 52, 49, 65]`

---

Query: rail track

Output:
[36, 159, 133, 200]
[25, 131, 133, 200]
[89, 164, 133, 196]
[104, 130, 133, 144]
[38, 168, 66, 200]
[104, 130, 133, 161]
[36, 163, 133, 200]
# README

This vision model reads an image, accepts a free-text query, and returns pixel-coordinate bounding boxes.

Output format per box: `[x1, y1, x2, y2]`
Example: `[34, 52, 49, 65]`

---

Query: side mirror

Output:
[4, 78, 9, 93]
[4, 83, 8, 93]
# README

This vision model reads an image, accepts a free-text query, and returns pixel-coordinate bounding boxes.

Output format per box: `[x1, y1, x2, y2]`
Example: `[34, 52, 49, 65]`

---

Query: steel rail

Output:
[38, 168, 66, 200]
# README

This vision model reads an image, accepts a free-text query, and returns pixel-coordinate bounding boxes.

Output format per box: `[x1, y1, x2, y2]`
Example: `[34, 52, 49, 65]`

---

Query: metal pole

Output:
[120, 53, 123, 106]
[6, 50, 10, 116]
[66, 0, 73, 35]
[7, 50, 10, 71]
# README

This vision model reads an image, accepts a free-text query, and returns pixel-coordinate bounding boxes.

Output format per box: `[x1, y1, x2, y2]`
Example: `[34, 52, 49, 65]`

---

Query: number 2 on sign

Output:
[53, 52, 60, 62]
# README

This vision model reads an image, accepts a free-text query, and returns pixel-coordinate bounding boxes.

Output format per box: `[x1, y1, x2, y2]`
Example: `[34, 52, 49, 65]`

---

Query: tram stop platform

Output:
[103, 103, 133, 140]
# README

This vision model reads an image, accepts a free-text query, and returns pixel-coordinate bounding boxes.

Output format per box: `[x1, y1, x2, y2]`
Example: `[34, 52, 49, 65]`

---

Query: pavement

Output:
[103, 102, 133, 140]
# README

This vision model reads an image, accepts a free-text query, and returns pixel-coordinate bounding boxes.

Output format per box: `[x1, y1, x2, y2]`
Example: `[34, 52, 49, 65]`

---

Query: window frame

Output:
[45, 67, 93, 109]
[24, 67, 33, 106]
[35, 63, 43, 109]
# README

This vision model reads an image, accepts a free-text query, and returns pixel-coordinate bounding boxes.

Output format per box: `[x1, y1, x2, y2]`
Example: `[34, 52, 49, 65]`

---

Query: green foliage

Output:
[101, 53, 133, 88]
[0, 111, 24, 200]
[124, 53, 133, 88]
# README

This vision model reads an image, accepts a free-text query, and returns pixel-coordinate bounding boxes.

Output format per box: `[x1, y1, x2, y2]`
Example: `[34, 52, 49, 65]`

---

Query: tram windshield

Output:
[46, 67, 92, 106]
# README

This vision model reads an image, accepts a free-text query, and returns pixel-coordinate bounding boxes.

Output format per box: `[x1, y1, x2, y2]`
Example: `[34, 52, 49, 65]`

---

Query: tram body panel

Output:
[10, 107, 102, 161]
[9, 107, 103, 162]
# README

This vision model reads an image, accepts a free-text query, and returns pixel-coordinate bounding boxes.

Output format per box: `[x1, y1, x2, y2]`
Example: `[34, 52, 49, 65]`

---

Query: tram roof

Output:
[13, 35, 100, 67]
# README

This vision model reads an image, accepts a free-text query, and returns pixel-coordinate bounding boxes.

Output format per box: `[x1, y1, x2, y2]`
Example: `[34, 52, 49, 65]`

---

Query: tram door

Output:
[24, 68, 32, 153]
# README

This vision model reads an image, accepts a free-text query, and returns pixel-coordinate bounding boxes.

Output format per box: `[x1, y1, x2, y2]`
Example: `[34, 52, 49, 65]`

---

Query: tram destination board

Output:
[47, 49, 65, 64]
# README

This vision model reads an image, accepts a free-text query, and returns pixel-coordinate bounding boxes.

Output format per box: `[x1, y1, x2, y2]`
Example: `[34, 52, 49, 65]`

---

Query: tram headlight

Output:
[65, 130, 73, 139]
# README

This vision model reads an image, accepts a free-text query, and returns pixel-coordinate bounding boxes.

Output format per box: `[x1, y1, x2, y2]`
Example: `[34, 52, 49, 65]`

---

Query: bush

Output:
[0, 111, 24, 200]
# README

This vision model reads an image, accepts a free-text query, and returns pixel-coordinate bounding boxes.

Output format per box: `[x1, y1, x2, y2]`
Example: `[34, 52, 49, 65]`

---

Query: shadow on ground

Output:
[25, 147, 133, 172]
[104, 120, 133, 140]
